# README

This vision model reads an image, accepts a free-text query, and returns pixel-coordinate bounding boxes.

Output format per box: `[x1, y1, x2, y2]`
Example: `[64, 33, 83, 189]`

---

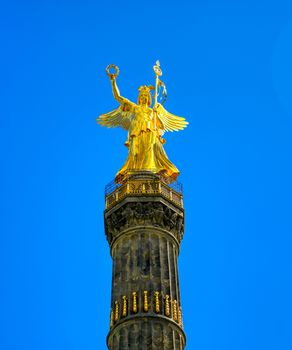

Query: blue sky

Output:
[0, 0, 292, 349]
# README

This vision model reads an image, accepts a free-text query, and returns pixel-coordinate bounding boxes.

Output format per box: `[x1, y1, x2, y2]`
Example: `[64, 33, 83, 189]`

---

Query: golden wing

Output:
[97, 100, 135, 130]
[156, 103, 188, 134]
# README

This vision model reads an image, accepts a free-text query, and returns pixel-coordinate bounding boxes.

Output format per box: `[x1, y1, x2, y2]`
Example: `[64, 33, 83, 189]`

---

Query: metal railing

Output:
[105, 171, 183, 209]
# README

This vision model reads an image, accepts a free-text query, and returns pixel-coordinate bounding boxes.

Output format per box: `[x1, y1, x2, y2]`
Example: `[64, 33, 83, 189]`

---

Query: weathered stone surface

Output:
[105, 199, 184, 247]
[105, 174, 186, 349]
[107, 317, 186, 350]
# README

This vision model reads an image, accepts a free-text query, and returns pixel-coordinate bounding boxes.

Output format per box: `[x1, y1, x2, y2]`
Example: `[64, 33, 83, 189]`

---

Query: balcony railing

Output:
[105, 171, 183, 209]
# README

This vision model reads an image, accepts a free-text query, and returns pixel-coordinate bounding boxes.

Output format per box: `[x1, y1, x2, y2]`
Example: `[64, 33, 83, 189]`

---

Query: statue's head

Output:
[138, 85, 154, 106]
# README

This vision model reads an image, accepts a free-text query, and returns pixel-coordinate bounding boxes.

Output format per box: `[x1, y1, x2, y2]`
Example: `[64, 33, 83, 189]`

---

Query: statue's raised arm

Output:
[97, 65, 136, 130]
[111, 77, 124, 104]
[106, 64, 131, 105]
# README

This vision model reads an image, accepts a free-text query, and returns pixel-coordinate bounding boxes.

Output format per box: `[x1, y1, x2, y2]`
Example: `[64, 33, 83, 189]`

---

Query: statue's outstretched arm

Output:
[110, 77, 126, 104]
[111, 78, 123, 103]
[98, 68, 135, 130]
[106, 65, 134, 107]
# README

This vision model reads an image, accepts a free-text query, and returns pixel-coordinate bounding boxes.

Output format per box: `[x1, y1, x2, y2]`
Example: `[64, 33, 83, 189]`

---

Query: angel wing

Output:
[155, 103, 188, 134]
[97, 100, 136, 130]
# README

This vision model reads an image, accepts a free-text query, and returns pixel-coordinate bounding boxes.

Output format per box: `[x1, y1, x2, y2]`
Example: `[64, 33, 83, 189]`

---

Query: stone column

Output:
[104, 172, 186, 350]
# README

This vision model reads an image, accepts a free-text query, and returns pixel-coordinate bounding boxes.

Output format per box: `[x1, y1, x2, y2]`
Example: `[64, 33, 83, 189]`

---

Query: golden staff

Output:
[153, 60, 162, 130]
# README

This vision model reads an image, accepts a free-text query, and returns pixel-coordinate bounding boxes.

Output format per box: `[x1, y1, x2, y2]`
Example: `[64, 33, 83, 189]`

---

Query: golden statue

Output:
[98, 61, 188, 182]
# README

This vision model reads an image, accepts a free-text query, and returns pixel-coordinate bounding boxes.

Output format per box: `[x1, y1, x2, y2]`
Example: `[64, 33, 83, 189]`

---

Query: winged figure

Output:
[97, 64, 188, 182]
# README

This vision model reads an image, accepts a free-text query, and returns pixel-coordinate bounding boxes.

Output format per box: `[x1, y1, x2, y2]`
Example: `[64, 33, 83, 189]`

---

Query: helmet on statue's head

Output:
[138, 85, 154, 106]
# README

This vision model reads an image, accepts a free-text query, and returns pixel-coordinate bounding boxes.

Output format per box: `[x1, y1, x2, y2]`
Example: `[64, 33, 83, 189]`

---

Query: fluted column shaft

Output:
[104, 173, 185, 350]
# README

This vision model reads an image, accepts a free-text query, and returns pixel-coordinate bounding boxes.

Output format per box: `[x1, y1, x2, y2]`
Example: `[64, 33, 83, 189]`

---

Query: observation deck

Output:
[105, 171, 183, 210]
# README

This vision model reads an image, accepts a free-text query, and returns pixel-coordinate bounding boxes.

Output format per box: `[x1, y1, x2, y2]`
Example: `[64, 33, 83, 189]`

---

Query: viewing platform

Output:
[105, 171, 184, 210]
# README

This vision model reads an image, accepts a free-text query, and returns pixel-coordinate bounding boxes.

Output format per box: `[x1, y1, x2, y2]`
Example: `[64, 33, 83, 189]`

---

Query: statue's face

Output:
[138, 93, 148, 105]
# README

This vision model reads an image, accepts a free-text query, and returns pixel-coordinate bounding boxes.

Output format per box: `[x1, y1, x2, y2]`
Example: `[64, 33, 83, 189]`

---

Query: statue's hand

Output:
[108, 74, 116, 81]
[106, 64, 119, 80]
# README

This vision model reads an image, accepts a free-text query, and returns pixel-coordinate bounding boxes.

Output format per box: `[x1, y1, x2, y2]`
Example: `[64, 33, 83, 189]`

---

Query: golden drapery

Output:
[116, 104, 180, 181]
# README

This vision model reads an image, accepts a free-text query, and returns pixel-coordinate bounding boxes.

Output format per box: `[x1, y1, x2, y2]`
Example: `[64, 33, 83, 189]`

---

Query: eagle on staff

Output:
[97, 61, 188, 182]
